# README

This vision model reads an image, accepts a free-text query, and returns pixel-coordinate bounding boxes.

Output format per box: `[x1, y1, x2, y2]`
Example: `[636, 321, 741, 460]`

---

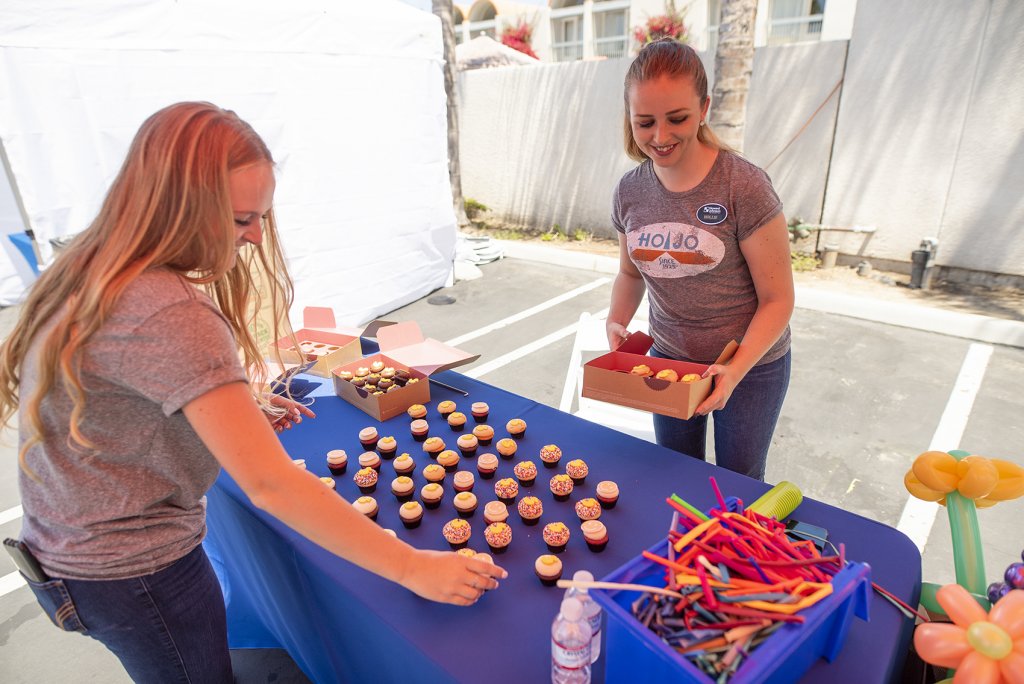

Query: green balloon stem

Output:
[945, 450, 987, 597]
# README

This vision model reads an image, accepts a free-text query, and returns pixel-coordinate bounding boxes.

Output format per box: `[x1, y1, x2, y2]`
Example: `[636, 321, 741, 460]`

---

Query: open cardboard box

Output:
[582, 332, 738, 419]
[268, 307, 393, 378]
[332, 321, 479, 421]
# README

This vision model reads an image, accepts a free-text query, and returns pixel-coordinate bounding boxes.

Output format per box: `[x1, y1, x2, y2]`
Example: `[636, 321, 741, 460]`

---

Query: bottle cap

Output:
[561, 597, 583, 621]
[572, 570, 594, 593]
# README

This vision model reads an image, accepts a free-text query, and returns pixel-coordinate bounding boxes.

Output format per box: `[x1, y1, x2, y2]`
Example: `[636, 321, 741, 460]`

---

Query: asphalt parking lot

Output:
[1, 250, 1022, 682]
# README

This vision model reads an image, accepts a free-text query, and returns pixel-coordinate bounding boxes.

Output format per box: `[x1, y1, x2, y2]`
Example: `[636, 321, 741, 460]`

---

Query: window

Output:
[707, 0, 721, 54]
[467, 1, 497, 40]
[551, 1, 585, 62]
[593, 1, 629, 59]
[768, 0, 825, 46]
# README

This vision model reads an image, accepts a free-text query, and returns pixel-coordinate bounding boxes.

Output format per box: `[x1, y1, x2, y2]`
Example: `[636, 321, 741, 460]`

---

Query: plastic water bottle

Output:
[551, 597, 591, 683]
[565, 570, 602, 662]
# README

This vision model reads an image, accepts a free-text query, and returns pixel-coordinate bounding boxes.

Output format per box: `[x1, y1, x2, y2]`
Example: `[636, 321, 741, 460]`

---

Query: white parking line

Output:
[465, 308, 609, 379]
[0, 570, 26, 597]
[443, 277, 610, 347]
[0, 505, 23, 526]
[896, 342, 993, 551]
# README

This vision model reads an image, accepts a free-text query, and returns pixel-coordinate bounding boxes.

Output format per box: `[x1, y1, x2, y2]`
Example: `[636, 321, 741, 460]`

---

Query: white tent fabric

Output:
[456, 35, 540, 71]
[0, 0, 457, 325]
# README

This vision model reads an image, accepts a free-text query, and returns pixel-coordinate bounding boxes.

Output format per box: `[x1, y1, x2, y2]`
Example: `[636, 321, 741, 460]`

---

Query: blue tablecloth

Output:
[205, 370, 920, 683]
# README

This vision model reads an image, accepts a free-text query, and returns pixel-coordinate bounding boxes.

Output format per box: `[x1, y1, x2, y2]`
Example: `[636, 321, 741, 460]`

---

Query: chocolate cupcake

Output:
[420, 483, 444, 509]
[437, 400, 457, 418]
[407, 404, 428, 420]
[437, 450, 461, 473]
[472, 424, 495, 446]
[453, 491, 479, 519]
[422, 463, 446, 484]
[496, 438, 518, 460]
[399, 501, 424, 529]
[447, 412, 467, 432]
[376, 436, 398, 459]
[392, 453, 415, 476]
[456, 434, 479, 458]
[369, 360, 385, 374]
[535, 554, 563, 586]
[353, 496, 379, 521]
[505, 418, 527, 440]
[319, 476, 336, 490]
[391, 476, 415, 502]
[422, 436, 446, 458]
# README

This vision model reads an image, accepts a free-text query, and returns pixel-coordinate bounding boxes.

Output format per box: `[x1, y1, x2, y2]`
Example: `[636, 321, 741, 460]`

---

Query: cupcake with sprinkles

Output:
[549, 474, 574, 502]
[513, 460, 538, 487]
[494, 477, 519, 506]
[483, 522, 512, 555]
[542, 522, 571, 554]
[565, 459, 589, 485]
[442, 518, 472, 550]
[353, 467, 378, 494]
[574, 498, 602, 521]
[517, 496, 543, 526]
[539, 444, 562, 469]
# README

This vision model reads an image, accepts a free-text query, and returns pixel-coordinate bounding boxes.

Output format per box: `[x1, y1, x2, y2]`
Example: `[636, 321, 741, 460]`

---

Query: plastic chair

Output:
[560, 310, 656, 443]
[8, 232, 40, 275]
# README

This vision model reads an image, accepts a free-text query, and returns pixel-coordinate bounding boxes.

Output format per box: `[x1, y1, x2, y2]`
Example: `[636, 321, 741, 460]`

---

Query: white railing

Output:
[552, 41, 585, 62]
[593, 36, 628, 59]
[767, 14, 824, 46]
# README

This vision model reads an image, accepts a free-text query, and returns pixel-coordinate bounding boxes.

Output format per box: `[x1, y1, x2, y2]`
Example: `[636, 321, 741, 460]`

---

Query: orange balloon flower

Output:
[914, 585, 1024, 683]
[904, 451, 1024, 507]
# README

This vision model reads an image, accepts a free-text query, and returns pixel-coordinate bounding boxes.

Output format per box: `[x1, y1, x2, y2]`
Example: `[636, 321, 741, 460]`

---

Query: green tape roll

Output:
[748, 481, 803, 520]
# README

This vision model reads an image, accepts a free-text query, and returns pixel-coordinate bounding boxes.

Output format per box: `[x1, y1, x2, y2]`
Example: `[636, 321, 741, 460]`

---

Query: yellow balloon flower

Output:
[905, 452, 1024, 507]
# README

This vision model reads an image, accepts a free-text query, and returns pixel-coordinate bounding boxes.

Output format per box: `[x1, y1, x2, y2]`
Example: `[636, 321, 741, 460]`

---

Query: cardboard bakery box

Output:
[332, 321, 480, 421]
[268, 307, 393, 378]
[582, 332, 738, 419]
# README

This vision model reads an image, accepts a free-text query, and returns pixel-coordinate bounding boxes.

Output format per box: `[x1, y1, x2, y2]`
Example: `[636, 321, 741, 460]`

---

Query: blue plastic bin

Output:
[592, 538, 872, 683]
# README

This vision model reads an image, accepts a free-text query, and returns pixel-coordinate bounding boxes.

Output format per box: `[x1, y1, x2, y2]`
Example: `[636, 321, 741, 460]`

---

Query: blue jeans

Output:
[25, 544, 233, 683]
[650, 348, 791, 481]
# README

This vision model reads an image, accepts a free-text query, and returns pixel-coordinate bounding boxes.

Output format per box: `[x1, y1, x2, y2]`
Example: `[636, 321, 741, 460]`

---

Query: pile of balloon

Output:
[904, 449, 1024, 683]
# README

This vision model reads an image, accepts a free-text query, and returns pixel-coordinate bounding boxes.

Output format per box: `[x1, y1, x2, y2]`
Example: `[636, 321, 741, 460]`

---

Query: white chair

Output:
[560, 310, 656, 443]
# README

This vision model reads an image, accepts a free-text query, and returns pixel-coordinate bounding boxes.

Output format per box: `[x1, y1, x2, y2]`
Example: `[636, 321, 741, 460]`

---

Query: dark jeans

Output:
[25, 544, 233, 683]
[650, 347, 791, 481]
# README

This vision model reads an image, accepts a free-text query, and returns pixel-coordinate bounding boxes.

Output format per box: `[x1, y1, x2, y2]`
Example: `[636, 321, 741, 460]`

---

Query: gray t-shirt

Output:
[19, 269, 247, 579]
[612, 151, 790, 365]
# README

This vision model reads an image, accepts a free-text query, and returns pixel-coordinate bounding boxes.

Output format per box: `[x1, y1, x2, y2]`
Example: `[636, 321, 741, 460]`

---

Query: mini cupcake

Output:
[447, 412, 467, 432]
[453, 491, 479, 519]
[337, 370, 354, 382]
[354, 366, 370, 378]
[456, 548, 476, 558]
[358, 451, 382, 472]
[380, 367, 397, 380]
[513, 460, 538, 487]
[420, 483, 444, 509]
[549, 474, 574, 502]
[353, 496, 379, 521]
[319, 476, 336, 490]
[483, 522, 512, 555]
[496, 438, 518, 460]
[476, 453, 499, 479]
[376, 436, 398, 459]
[596, 480, 620, 509]
[453, 471, 475, 493]
[565, 459, 589, 485]
[539, 444, 562, 469]
[475, 552, 494, 565]
[437, 400, 457, 418]
[630, 364, 653, 377]
[382, 528, 398, 538]
[542, 522, 571, 553]
[470, 402, 490, 423]
[442, 518, 472, 550]
[483, 501, 509, 526]
[456, 434, 479, 457]
[410, 419, 430, 442]
[535, 554, 563, 586]
[399, 501, 424, 528]
[681, 373, 702, 383]
[292, 459, 307, 469]
[358, 427, 379, 450]
[391, 476, 415, 502]
[574, 498, 602, 521]
[437, 450, 461, 473]
[326, 449, 347, 475]
[581, 520, 609, 552]
[422, 436, 446, 458]
[369, 360, 385, 374]
[494, 478, 519, 506]
[655, 368, 679, 382]
[350, 376, 367, 388]
[393, 453, 416, 476]
[377, 378, 394, 390]
[394, 369, 413, 384]
[472, 424, 495, 446]
[422, 463, 446, 483]
[407, 404, 428, 420]
[353, 466, 377, 491]
[506, 418, 527, 440]
[517, 496, 543, 526]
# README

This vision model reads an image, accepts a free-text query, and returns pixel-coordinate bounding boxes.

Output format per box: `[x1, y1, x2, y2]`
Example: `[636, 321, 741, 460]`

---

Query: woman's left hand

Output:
[695, 364, 744, 416]
[266, 394, 317, 433]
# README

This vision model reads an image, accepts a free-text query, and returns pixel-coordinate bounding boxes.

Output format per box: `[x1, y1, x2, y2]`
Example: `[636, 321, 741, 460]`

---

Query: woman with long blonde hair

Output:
[0, 102, 504, 682]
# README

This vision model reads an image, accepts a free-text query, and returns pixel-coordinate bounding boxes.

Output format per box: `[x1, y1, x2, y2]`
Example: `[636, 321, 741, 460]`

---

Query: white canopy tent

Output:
[0, 0, 457, 324]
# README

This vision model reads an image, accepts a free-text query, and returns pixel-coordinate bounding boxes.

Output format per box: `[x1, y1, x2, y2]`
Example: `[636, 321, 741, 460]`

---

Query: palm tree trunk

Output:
[710, 0, 758, 153]
[432, 0, 470, 227]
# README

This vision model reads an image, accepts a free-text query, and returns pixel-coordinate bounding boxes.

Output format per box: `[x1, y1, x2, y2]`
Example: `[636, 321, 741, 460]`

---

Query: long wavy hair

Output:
[623, 38, 731, 162]
[0, 101, 295, 472]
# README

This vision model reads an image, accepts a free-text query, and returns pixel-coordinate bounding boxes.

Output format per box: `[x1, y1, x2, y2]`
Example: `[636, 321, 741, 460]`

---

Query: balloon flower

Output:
[914, 584, 1024, 684]
[904, 451, 1024, 600]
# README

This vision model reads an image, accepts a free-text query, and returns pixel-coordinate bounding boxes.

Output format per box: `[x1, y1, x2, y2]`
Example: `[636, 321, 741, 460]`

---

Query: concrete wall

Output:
[458, 0, 1024, 277]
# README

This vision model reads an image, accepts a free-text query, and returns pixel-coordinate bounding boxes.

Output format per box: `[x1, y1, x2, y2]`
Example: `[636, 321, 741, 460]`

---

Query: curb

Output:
[497, 240, 1024, 349]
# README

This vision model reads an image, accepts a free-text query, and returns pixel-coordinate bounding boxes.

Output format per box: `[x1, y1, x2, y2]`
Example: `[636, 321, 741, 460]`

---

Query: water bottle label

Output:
[588, 614, 601, 636]
[552, 639, 590, 669]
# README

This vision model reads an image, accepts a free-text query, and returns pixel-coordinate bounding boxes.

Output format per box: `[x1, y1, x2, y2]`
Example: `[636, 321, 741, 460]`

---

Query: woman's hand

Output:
[695, 363, 745, 416]
[606, 321, 631, 351]
[266, 393, 316, 433]
[399, 549, 508, 606]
